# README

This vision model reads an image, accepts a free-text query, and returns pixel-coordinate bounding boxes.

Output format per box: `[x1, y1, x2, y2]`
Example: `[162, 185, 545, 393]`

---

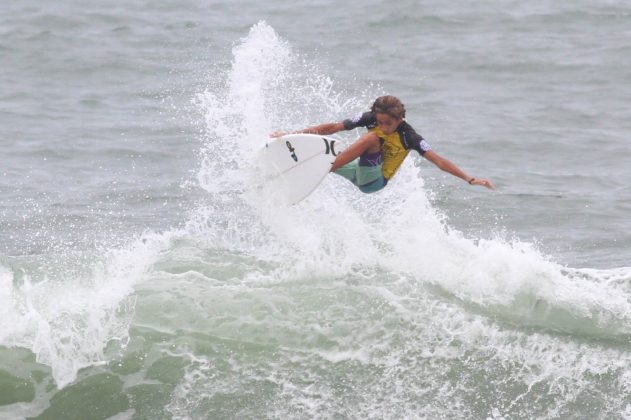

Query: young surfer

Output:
[271, 95, 494, 193]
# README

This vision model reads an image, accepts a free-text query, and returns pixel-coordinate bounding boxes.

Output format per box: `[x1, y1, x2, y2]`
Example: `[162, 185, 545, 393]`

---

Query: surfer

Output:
[271, 95, 494, 193]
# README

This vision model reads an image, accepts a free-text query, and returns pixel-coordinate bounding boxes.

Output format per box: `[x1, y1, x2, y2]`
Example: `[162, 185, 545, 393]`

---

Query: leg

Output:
[330, 132, 381, 172]
[332, 160, 360, 184]
[332, 142, 388, 194]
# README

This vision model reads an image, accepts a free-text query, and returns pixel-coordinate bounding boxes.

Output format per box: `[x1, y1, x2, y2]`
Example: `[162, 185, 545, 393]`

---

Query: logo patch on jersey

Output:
[350, 112, 363, 124]
[419, 140, 431, 153]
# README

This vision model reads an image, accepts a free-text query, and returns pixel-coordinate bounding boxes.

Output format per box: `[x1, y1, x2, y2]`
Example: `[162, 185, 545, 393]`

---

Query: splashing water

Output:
[2, 20, 630, 419]
[193, 21, 631, 337]
[0, 231, 175, 388]
[182, 22, 631, 417]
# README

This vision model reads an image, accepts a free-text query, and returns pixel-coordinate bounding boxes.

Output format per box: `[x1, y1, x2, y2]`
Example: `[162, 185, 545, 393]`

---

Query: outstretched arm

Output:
[423, 150, 495, 189]
[270, 122, 345, 138]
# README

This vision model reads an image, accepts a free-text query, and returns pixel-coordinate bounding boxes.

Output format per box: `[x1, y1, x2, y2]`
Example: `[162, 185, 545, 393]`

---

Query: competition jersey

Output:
[342, 112, 432, 180]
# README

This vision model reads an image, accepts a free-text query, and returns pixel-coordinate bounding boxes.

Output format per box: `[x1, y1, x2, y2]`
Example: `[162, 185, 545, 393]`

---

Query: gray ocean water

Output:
[1, 1, 631, 419]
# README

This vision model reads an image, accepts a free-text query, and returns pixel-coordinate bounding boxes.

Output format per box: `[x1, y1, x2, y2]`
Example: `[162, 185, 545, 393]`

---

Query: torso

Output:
[368, 126, 410, 180]
[343, 112, 432, 180]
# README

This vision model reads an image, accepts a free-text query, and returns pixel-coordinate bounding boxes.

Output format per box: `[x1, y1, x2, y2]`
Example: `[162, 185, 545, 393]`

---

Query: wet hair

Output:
[371, 95, 406, 120]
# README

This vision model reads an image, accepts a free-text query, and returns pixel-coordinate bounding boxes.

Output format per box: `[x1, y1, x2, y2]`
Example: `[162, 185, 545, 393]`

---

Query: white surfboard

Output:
[256, 134, 340, 204]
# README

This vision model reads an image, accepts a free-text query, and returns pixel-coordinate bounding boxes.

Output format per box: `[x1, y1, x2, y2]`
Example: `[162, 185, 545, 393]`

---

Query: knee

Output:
[358, 132, 381, 151]
[358, 178, 387, 194]
[358, 185, 377, 194]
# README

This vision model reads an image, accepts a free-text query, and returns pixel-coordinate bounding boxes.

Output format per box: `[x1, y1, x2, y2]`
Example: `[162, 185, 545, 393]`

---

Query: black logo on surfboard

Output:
[322, 137, 338, 156]
[285, 138, 338, 163]
[286, 141, 298, 162]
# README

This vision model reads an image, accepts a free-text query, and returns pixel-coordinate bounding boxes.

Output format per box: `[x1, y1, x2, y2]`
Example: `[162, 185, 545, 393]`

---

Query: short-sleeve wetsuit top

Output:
[343, 112, 432, 180]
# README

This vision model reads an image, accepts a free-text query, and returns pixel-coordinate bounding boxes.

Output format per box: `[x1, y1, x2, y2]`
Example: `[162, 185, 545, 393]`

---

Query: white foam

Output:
[191, 20, 631, 340]
[0, 230, 175, 388]
[161, 21, 631, 418]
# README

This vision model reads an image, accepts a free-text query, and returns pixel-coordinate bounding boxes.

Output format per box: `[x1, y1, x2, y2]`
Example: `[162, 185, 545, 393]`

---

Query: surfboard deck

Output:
[256, 134, 340, 204]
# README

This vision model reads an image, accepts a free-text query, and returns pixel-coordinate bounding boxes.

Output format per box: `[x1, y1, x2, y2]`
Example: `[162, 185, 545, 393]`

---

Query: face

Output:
[375, 113, 403, 135]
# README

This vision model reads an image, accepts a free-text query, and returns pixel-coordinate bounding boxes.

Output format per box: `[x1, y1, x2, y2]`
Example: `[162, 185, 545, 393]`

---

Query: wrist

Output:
[468, 177, 475, 185]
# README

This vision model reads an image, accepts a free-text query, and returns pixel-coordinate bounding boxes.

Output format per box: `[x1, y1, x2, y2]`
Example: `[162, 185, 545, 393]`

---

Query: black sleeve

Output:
[401, 123, 432, 155]
[342, 111, 374, 130]
[410, 134, 432, 155]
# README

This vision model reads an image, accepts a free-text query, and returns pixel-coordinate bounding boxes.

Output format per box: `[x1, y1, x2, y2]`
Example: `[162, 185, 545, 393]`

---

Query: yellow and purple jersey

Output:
[343, 112, 432, 180]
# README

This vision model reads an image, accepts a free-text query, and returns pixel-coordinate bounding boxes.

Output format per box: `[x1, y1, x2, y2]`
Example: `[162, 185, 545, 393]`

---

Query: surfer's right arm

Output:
[270, 122, 345, 138]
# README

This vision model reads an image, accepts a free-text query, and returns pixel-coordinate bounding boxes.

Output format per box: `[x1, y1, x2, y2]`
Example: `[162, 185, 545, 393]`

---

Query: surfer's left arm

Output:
[423, 150, 495, 190]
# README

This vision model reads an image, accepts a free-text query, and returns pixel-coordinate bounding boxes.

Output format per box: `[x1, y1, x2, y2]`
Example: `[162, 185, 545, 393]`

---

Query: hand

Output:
[470, 178, 495, 190]
[270, 131, 287, 138]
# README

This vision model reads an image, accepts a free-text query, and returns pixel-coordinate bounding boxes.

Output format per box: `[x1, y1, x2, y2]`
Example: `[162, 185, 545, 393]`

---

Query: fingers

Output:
[473, 178, 495, 190]
[270, 131, 291, 138]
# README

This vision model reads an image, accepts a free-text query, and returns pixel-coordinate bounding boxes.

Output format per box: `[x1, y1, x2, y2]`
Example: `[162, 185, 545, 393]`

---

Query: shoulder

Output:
[343, 111, 375, 130]
[398, 121, 421, 138]
[398, 121, 432, 154]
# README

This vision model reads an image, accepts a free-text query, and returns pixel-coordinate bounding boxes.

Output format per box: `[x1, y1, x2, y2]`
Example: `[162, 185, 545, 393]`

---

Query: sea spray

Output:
[181, 22, 631, 417]
[192, 21, 631, 338]
[1, 18, 630, 419]
[0, 231, 175, 388]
